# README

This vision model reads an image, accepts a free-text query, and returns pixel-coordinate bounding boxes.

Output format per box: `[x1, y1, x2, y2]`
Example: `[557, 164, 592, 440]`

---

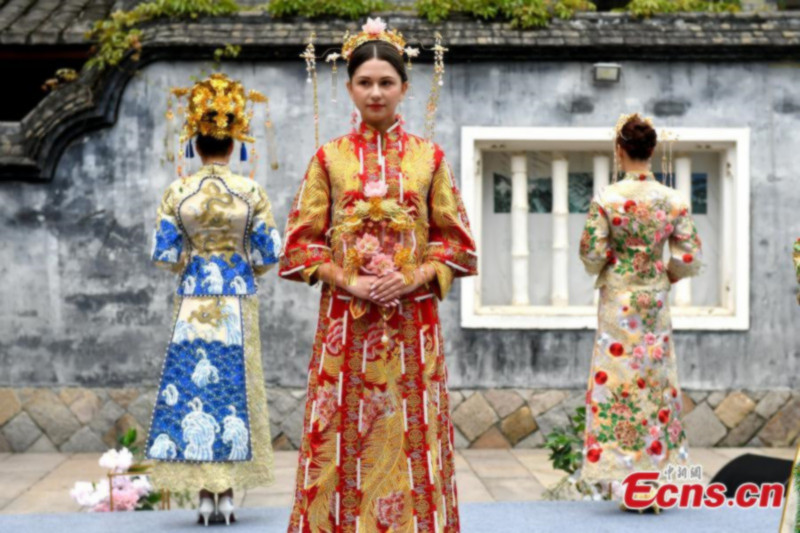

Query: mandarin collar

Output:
[198, 162, 231, 175]
[356, 117, 404, 144]
[622, 170, 656, 182]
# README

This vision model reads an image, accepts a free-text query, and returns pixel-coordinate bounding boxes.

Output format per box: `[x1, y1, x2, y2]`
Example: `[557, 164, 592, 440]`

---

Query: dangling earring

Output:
[351, 106, 360, 130]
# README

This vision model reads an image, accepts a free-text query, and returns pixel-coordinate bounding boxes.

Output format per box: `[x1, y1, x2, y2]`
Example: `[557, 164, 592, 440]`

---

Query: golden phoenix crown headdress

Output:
[164, 73, 278, 179]
[341, 17, 407, 62]
[170, 73, 266, 144]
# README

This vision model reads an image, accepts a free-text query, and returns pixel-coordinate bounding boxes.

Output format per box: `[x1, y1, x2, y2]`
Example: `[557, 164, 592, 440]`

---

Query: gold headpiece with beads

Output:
[301, 17, 447, 147]
[341, 17, 406, 61]
[164, 73, 278, 179]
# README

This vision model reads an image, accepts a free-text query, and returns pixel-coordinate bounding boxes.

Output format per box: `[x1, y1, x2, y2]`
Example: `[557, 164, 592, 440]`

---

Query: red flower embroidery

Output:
[325, 319, 344, 355]
[609, 343, 624, 357]
[637, 378, 646, 389]
[639, 173, 647, 181]
[642, 419, 648, 426]
[621, 391, 629, 398]
[658, 408, 670, 424]
[648, 440, 663, 456]
[592, 405, 598, 414]
[595, 371, 608, 385]
[671, 387, 678, 398]
[315, 386, 339, 431]
[587, 447, 602, 463]
[612, 216, 622, 226]
[376, 491, 405, 529]
[682, 253, 694, 264]
[624, 200, 636, 213]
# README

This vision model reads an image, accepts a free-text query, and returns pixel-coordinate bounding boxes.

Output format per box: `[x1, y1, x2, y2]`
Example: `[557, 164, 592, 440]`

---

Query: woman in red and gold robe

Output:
[279, 18, 477, 533]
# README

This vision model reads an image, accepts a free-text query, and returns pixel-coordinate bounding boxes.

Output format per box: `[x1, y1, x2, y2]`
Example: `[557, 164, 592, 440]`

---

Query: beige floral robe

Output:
[578, 170, 702, 488]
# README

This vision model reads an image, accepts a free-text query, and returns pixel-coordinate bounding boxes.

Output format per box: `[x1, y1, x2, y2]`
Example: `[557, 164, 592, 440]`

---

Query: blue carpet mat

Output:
[0, 501, 781, 532]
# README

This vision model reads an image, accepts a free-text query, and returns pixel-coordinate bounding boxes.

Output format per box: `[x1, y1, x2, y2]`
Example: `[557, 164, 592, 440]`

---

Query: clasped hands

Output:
[317, 263, 434, 308]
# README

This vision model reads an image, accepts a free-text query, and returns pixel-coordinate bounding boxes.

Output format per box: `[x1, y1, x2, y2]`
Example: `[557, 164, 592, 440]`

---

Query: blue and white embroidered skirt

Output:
[146, 295, 273, 478]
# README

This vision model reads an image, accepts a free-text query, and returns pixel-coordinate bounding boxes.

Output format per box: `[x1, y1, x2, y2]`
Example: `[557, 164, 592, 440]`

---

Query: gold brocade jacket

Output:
[279, 120, 478, 298]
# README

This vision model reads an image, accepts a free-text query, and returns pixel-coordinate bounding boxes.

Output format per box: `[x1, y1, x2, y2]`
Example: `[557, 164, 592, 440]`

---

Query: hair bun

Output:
[618, 117, 657, 161]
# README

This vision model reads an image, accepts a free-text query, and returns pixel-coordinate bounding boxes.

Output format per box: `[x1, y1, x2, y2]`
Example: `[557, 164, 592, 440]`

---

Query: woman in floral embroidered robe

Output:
[147, 156, 280, 513]
[279, 36, 477, 533]
[578, 116, 702, 496]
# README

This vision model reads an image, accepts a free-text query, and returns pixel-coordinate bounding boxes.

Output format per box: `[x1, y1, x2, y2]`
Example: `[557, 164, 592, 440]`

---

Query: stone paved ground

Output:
[0, 448, 794, 514]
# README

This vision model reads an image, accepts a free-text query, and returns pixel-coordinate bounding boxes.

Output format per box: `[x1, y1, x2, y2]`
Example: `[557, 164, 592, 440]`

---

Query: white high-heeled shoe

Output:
[198, 496, 215, 527]
[217, 495, 235, 526]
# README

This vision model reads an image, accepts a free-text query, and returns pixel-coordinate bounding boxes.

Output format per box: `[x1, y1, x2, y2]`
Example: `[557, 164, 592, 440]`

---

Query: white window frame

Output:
[459, 126, 751, 331]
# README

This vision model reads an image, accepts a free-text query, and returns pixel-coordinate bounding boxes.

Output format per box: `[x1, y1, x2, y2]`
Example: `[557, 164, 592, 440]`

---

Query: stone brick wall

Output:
[1, 387, 796, 453]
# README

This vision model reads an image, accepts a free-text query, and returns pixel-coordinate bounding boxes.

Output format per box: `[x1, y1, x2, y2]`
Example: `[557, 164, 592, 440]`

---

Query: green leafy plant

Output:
[624, 0, 740, 17]
[553, 0, 597, 19]
[545, 405, 586, 474]
[84, 0, 241, 72]
[267, 0, 388, 19]
[542, 405, 609, 500]
[417, 0, 597, 29]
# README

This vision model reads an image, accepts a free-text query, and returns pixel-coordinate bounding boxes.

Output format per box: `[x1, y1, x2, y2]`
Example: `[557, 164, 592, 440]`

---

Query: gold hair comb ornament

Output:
[341, 17, 406, 62]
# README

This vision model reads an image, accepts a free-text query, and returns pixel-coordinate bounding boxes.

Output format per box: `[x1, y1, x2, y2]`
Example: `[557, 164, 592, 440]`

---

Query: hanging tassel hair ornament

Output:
[326, 52, 340, 103]
[424, 33, 447, 141]
[186, 140, 195, 159]
[164, 96, 176, 163]
[175, 102, 186, 179]
[301, 33, 320, 149]
[404, 46, 419, 100]
[659, 129, 678, 188]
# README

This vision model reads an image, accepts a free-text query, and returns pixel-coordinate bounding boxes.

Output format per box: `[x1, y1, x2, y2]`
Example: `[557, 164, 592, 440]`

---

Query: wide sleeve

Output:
[278, 148, 333, 284]
[249, 185, 281, 276]
[151, 186, 186, 274]
[666, 203, 702, 283]
[579, 198, 611, 275]
[424, 155, 478, 300]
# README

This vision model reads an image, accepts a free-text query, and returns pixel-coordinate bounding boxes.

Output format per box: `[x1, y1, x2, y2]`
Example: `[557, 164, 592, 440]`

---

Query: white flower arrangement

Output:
[70, 430, 161, 512]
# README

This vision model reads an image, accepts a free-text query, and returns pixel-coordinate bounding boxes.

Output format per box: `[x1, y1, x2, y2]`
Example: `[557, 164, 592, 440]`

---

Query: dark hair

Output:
[347, 41, 408, 83]
[195, 133, 234, 158]
[194, 111, 235, 157]
[617, 117, 657, 161]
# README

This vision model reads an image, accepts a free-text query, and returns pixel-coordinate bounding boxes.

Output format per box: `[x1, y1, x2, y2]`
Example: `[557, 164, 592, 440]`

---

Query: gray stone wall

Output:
[1, 386, 797, 452]
[1, 59, 799, 394]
